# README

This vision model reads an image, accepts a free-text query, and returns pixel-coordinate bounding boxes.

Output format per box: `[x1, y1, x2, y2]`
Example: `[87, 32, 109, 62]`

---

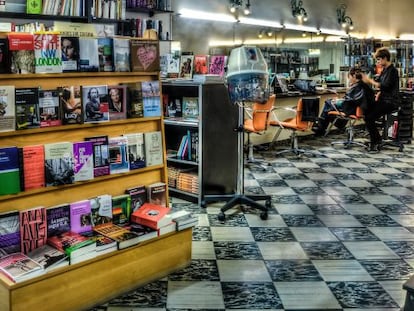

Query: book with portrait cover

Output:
[82, 85, 109, 123]
[142, 80, 161, 117]
[123, 132, 145, 170]
[125, 185, 147, 214]
[98, 37, 113, 72]
[125, 82, 143, 118]
[144, 131, 163, 167]
[79, 37, 99, 72]
[8, 32, 35, 74]
[90, 194, 112, 227]
[93, 222, 141, 250]
[59, 85, 83, 125]
[84, 135, 110, 177]
[44, 141, 74, 187]
[130, 202, 170, 230]
[107, 85, 127, 120]
[22, 144, 45, 191]
[15, 87, 40, 130]
[113, 37, 130, 72]
[166, 53, 180, 78]
[73, 141, 94, 182]
[108, 136, 129, 174]
[0, 146, 20, 196]
[0, 210, 20, 255]
[46, 203, 70, 238]
[70, 199, 92, 234]
[194, 54, 209, 74]
[33, 32, 62, 74]
[179, 54, 194, 79]
[111, 194, 131, 227]
[38, 89, 61, 128]
[0, 85, 15, 132]
[208, 55, 226, 76]
[27, 244, 68, 271]
[61, 37, 79, 72]
[130, 39, 159, 72]
[19, 206, 47, 254]
[0, 252, 44, 282]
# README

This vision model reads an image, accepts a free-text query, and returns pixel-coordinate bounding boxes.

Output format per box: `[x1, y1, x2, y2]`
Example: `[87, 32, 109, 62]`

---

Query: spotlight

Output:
[337, 4, 354, 31]
[229, 0, 251, 16]
[291, 0, 308, 22]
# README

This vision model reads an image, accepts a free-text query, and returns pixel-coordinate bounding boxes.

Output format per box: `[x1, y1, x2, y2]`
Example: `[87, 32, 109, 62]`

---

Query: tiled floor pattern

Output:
[90, 133, 414, 311]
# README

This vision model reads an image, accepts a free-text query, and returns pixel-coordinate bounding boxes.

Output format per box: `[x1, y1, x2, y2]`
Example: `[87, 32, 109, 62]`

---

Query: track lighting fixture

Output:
[337, 4, 354, 31]
[291, 0, 308, 22]
[229, 0, 251, 16]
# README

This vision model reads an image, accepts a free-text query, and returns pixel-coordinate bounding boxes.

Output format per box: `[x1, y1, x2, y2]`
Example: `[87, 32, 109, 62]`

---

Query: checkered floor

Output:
[90, 132, 414, 311]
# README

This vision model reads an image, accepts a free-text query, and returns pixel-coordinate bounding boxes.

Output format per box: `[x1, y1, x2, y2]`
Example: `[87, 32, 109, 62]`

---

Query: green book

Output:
[0, 147, 21, 196]
[26, 0, 42, 14]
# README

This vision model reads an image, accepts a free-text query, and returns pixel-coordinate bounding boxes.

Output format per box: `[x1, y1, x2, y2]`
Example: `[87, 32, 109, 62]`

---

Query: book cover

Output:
[82, 85, 109, 123]
[90, 194, 112, 227]
[107, 85, 127, 120]
[38, 89, 61, 127]
[182, 96, 199, 119]
[0, 252, 43, 282]
[130, 202, 170, 230]
[73, 141, 94, 182]
[0, 146, 20, 195]
[144, 131, 163, 167]
[125, 185, 146, 213]
[130, 39, 159, 72]
[8, 32, 35, 74]
[33, 32, 62, 74]
[147, 182, 167, 207]
[46, 203, 70, 238]
[79, 37, 99, 72]
[0, 85, 15, 132]
[84, 232, 117, 254]
[208, 55, 226, 76]
[46, 231, 95, 258]
[166, 53, 180, 78]
[44, 141, 74, 187]
[22, 144, 45, 191]
[179, 55, 194, 79]
[141, 80, 161, 117]
[70, 200, 92, 234]
[123, 132, 145, 170]
[108, 136, 129, 174]
[0, 38, 11, 74]
[93, 222, 141, 250]
[98, 37, 113, 72]
[125, 82, 143, 118]
[27, 244, 68, 270]
[129, 223, 158, 242]
[19, 206, 47, 254]
[26, 0, 42, 14]
[111, 194, 131, 226]
[0, 210, 20, 255]
[59, 85, 83, 125]
[15, 87, 40, 130]
[61, 37, 79, 72]
[84, 135, 110, 177]
[113, 37, 130, 72]
[194, 54, 209, 74]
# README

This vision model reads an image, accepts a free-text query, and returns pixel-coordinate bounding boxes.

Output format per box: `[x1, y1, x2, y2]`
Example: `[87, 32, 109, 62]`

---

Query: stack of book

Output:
[166, 210, 198, 231]
[131, 203, 173, 236]
[177, 171, 199, 194]
[0, 252, 44, 282]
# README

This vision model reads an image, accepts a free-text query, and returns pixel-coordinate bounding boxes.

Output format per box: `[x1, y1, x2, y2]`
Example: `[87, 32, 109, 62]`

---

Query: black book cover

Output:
[15, 87, 40, 130]
[0, 38, 10, 74]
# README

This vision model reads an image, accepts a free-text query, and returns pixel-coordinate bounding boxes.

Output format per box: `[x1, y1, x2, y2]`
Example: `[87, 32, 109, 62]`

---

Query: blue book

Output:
[0, 146, 21, 195]
[141, 81, 161, 117]
[108, 136, 130, 174]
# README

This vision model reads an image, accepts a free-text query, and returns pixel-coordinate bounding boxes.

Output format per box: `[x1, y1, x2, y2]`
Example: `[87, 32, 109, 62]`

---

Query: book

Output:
[158, 221, 176, 236]
[93, 222, 141, 250]
[82, 85, 109, 123]
[144, 131, 163, 167]
[19, 206, 47, 254]
[44, 141, 74, 186]
[33, 32, 62, 74]
[0, 252, 43, 282]
[111, 194, 131, 226]
[27, 244, 68, 270]
[166, 53, 180, 78]
[108, 136, 129, 174]
[26, 0, 43, 14]
[0, 37, 11, 74]
[194, 55, 209, 74]
[208, 55, 226, 76]
[125, 82, 143, 118]
[61, 37, 79, 72]
[46, 203, 70, 238]
[130, 39, 159, 72]
[73, 141, 94, 182]
[79, 37, 99, 72]
[107, 85, 127, 120]
[147, 182, 167, 207]
[8, 32, 35, 74]
[90, 194, 113, 226]
[38, 89, 61, 127]
[182, 96, 199, 119]
[0, 146, 21, 195]
[84, 135, 110, 177]
[15, 87, 40, 130]
[97, 37, 113, 72]
[177, 219, 198, 231]
[142, 80, 161, 117]
[123, 133, 145, 170]
[131, 202, 170, 230]
[47, 231, 96, 260]
[83, 232, 117, 254]
[179, 54, 194, 79]
[21, 145, 44, 191]
[113, 37, 130, 72]
[125, 185, 147, 213]
[0, 85, 15, 132]
[59, 85, 83, 125]
[0, 211, 20, 255]
[129, 223, 158, 242]
[70, 200, 92, 234]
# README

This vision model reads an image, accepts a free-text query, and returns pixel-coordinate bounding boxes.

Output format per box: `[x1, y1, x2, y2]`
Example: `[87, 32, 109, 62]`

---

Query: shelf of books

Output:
[0, 68, 193, 310]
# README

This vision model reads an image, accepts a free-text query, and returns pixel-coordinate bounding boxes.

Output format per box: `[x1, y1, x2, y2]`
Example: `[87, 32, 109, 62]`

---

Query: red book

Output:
[130, 203, 170, 230]
[47, 231, 95, 258]
[19, 206, 47, 254]
[22, 145, 45, 191]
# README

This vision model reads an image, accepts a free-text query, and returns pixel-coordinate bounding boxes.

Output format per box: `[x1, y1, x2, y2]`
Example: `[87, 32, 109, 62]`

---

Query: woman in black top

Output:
[362, 47, 400, 151]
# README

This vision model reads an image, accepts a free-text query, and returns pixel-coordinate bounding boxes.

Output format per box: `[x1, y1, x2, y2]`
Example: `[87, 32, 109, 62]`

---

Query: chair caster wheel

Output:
[260, 212, 268, 220]
[218, 212, 225, 221]
[399, 147, 404, 152]
[200, 201, 207, 208]
[265, 199, 272, 209]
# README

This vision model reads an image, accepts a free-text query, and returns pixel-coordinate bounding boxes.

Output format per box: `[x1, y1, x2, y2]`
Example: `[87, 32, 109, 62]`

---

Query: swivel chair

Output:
[244, 94, 275, 170]
[270, 97, 320, 157]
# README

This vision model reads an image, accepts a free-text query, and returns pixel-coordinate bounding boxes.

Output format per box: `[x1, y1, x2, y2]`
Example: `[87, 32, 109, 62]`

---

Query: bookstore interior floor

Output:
[89, 131, 414, 311]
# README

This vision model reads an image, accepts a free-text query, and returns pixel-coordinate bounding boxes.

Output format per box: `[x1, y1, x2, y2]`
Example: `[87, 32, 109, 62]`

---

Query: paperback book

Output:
[27, 244, 68, 271]
[129, 223, 158, 242]
[0, 210, 20, 255]
[130, 39, 159, 72]
[73, 141, 94, 182]
[208, 55, 226, 76]
[123, 132, 145, 170]
[0, 252, 44, 282]
[182, 96, 199, 119]
[84, 135, 110, 177]
[107, 85, 127, 120]
[8, 32, 35, 74]
[90, 194, 113, 227]
[111, 194, 131, 226]
[0, 85, 15, 132]
[131, 202, 170, 230]
[108, 136, 129, 174]
[44, 141, 74, 186]
[15, 87, 40, 130]
[38, 89, 61, 127]
[147, 182, 167, 207]
[33, 32, 62, 74]
[0, 38, 11, 74]
[46, 203, 71, 238]
[83, 232, 117, 255]
[82, 85, 109, 123]
[97, 37, 113, 72]
[141, 80, 161, 117]
[144, 131, 163, 167]
[0, 146, 21, 195]
[19, 206, 47, 254]
[21, 144, 45, 191]
[59, 85, 83, 125]
[194, 54, 209, 74]
[125, 82, 143, 118]
[113, 37, 130, 72]
[79, 37, 99, 72]
[179, 54, 194, 79]
[70, 200, 92, 234]
[47, 231, 96, 260]
[93, 222, 141, 250]
[126, 185, 147, 213]
[61, 37, 79, 72]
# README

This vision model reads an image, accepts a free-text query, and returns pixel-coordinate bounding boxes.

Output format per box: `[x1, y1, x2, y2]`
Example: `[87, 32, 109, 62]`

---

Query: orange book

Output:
[130, 203, 170, 230]
[22, 145, 45, 191]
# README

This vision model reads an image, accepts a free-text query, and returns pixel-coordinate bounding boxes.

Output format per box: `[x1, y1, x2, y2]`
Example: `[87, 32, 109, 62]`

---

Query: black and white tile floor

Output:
[90, 133, 414, 311]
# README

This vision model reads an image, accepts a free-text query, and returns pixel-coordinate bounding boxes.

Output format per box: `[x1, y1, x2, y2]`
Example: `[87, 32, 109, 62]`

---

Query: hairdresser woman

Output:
[362, 47, 400, 152]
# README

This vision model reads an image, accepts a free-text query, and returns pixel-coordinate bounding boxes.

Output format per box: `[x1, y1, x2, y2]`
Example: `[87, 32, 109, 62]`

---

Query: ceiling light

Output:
[291, 0, 308, 22]
[228, 0, 251, 16]
[179, 9, 237, 23]
[337, 4, 354, 31]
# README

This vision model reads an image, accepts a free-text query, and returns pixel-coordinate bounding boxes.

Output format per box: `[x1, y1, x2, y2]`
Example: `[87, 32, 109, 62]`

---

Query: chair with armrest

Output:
[243, 94, 275, 170]
[270, 96, 320, 157]
[328, 106, 367, 149]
